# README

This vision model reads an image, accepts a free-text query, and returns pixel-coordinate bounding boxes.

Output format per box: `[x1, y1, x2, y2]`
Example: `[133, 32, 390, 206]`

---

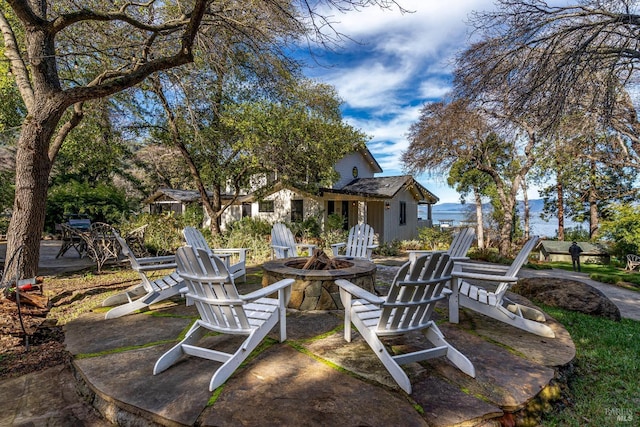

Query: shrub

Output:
[417, 226, 453, 251]
[289, 215, 322, 240]
[374, 240, 401, 256]
[400, 240, 422, 251]
[211, 217, 272, 263]
[119, 212, 185, 255]
[599, 203, 640, 257]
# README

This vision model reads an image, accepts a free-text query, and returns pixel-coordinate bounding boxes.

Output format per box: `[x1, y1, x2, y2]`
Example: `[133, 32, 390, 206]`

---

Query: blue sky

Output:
[300, 0, 503, 204]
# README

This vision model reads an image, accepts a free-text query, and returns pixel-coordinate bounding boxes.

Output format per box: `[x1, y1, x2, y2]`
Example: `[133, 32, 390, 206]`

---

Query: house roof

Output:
[145, 188, 205, 203]
[145, 188, 252, 204]
[357, 146, 383, 174]
[321, 176, 439, 203]
[539, 241, 609, 255]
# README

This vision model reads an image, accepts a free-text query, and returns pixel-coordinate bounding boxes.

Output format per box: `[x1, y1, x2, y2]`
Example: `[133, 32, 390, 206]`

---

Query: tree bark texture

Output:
[473, 188, 485, 249]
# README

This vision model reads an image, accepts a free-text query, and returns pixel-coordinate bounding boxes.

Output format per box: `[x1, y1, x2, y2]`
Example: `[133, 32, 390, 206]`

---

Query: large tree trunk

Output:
[473, 188, 485, 249]
[556, 181, 565, 241]
[6, 109, 63, 277]
[522, 181, 530, 240]
[588, 159, 599, 239]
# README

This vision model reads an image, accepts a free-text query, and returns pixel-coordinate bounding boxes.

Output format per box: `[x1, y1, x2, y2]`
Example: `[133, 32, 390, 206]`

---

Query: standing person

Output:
[569, 242, 583, 272]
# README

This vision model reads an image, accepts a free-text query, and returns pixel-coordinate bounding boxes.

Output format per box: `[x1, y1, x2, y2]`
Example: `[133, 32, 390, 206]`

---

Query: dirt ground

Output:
[0, 267, 140, 380]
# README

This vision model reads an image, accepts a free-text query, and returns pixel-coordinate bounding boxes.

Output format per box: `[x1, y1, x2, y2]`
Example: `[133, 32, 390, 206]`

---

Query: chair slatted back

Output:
[183, 226, 212, 254]
[344, 224, 375, 259]
[494, 236, 540, 299]
[377, 253, 453, 335]
[113, 232, 139, 270]
[176, 246, 251, 332]
[271, 223, 298, 258]
[449, 227, 475, 258]
[113, 232, 156, 292]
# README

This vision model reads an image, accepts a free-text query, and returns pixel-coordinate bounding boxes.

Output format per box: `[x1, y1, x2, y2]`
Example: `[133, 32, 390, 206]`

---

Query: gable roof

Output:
[321, 176, 439, 203]
[145, 188, 205, 204]
[144, 188, 253, 204]
[539, 240, 609, 255]
[357, 146, 383, 174]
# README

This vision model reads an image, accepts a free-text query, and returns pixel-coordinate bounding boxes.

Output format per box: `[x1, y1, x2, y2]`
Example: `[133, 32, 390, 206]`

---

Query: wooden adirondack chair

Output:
[331, 223, 378, 260]
[102, 232, 183, 319]
[449, 236, 555, 338]
[336, 253, 475, 394]
[270, 222, 316, 259]
[182, 226, 248, 283]
[154, 246, 293, 391]
[407, 227, 475, 264]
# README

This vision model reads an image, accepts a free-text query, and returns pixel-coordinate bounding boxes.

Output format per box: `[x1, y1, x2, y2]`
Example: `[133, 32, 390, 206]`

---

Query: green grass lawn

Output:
[539, 305, 640, 426]
[546, 261, 640, 289]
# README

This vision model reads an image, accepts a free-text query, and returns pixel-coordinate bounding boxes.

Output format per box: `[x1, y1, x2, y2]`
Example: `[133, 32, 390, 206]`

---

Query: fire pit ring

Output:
[261, 257, 377, 310]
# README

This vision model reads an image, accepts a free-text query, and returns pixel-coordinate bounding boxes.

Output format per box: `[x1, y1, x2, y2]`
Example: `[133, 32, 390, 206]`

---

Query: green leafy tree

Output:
[447, 160, 495, 249]
[150, 68, 366, 235]
[45, 181, 131, 232]
[0, 0, 405, 277]
[403, 98, 536, 256]
[599, 203, 640, 258]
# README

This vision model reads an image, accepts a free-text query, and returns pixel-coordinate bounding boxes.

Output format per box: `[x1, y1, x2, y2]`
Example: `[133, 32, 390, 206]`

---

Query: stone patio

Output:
[64, 291, 575, 426]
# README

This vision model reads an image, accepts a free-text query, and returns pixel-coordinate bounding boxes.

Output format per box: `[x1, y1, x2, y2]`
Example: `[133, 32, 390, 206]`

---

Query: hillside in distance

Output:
[432, 199, 546, 213]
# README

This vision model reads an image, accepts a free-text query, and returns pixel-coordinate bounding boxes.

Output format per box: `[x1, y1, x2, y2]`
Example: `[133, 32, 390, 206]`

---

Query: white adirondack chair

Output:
[449, 236, 555, 338]
[336, 253, 475, 394]
[626, 254, 640, 271]
[102, 232, 183, 319]
[154, 246, 293, 391]
[182, 226, 248, 283]
[331, 223, 378, 260]
[270, 222, 316, 259]
[407, 227, 475, 264]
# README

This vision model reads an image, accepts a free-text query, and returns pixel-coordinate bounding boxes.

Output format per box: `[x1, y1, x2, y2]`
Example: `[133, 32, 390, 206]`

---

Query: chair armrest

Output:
[367, 244, 379, 250]
[331, 242, 346, 257]
[455, 261, 509, 273]
[243, 279, 294, 302]
[452, 271, 519, 283]
[335, 279, 385, 305]
[270, 244, 291, 258]
[296, 243, 317, 251]
[211, 248, 249, 260]
[137, 255, 175, 264]
[132, 255, 177, 272]
[136, 263, 177, 272]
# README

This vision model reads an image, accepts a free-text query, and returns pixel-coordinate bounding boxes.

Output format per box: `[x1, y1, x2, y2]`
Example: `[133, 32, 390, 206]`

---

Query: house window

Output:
[291, 199, 304, 222]
[242, 202, 252, 217]
[399, 201, 407, 226]
[259, 200, 274, 212]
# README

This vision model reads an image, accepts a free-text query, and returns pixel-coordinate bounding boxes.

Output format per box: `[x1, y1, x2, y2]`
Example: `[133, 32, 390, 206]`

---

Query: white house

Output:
[145, 147, 438, 243]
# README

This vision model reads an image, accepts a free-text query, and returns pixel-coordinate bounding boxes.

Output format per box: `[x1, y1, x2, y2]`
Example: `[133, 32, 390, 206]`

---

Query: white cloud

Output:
[302, 0, 497, 202]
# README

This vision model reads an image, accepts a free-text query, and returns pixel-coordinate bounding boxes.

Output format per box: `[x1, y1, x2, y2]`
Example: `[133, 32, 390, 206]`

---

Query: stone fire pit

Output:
[261, 257, 377, 310]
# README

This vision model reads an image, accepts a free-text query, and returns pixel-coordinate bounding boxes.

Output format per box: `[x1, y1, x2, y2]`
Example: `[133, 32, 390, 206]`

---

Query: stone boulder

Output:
[513, 278, 621, 321]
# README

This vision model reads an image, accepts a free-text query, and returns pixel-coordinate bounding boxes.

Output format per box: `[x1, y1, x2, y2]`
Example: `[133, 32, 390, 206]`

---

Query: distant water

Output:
[421, 206, 584, 239]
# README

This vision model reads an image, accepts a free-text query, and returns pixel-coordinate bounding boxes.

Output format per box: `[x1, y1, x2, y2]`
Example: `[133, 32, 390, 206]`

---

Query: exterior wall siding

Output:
[333, 153, 376, 189]
[382, 191, 420, 242]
